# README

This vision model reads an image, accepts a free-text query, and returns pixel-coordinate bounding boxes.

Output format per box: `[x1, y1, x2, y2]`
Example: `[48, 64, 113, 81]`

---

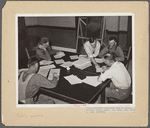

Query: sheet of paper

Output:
[82, 76, 102, 87]
[64, 75, 82, 85]
[40, 64, 56, 70]
[39, 60, 53, 65]
[55, 59, 65, 64]
[60, 61, 73, 68]
[54, 52, 65, 59]
[79, 54, 88, 58]
[38, 68, 49, 77]
[48, 68, 60, 80]
[95, 58, 104, 63]
[70, 55, 79, 60]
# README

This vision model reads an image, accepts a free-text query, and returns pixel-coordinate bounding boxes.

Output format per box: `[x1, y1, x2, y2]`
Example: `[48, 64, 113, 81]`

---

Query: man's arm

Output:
[36, 49, 51, 61]
[97, 69, 112, 82]
[93, 41, 101, 57]
[98, 46, 108, 58]
[46, 46, 58, 55]
[33, 74, 58, 88]
[115, 47, 125, 61]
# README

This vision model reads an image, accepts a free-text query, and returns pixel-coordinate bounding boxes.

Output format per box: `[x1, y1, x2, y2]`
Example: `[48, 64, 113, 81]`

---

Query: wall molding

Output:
[51, 46, 76, 53]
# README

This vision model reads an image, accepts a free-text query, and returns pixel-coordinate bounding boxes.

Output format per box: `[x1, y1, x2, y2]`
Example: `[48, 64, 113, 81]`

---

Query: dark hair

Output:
[109, 37, 118, 45]
[28, 57, 39, 67]
[103, 53, 115, 61]
[38, 37, 49, 45]
[89, 37, 96, 43]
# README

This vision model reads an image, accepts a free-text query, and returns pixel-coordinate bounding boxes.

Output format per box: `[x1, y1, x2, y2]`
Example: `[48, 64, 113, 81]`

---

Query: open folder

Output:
[48, 68, 61, 80]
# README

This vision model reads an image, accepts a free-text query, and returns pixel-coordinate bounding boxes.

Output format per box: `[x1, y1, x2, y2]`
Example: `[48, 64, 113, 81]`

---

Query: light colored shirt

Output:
[84, 41, 101, 58]
[99, 61, 131, 89]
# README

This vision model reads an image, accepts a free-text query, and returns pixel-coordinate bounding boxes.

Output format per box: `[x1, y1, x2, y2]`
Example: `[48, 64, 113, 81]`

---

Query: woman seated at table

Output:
[83, 36, 101, 71]
[36, 37, 58, 61]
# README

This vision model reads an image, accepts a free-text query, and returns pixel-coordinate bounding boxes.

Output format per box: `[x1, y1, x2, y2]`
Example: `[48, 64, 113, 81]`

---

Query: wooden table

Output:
[39, 52, 110, 104]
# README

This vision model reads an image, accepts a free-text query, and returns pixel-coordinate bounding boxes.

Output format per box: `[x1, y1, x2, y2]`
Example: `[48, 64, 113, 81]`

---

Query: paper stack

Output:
[70, 55, 79, 60]
[39, 60, 53, 65]
[55, 59, 65, 64]
[54, 52, 65, 59]
[60, 61, 73, 68]
[40, 64, 56, 70]
[64, 75, 82, 85]
[73, 57, 92, 70]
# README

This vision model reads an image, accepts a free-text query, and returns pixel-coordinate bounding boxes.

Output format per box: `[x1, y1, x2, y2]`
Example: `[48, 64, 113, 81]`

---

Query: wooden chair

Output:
[124, 46, 132, 69]
[108, 94, 132, 104]
[25, 46, 37, 60]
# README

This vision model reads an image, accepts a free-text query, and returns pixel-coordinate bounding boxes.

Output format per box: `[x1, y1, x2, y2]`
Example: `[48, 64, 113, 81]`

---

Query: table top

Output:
[40, 52, 110, 104]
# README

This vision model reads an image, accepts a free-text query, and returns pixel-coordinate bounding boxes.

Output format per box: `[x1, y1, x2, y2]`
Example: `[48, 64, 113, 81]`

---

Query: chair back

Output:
[125, 46, 132, 69]
[25, 46, 37, 60]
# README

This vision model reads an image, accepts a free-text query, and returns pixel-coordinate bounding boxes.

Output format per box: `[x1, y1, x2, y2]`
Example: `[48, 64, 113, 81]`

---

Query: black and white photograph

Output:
[17, 14, 134, 106]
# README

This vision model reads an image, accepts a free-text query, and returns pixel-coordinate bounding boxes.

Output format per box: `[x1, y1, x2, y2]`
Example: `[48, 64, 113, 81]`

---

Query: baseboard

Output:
[51, 46, 76, 53]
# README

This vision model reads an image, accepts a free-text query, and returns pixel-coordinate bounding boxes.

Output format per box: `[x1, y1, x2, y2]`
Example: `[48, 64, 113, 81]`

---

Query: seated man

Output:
[83, 36, 101, 72]
[97, 53, 131, 103]
[98, 37, 124, 62]
[36, 37, 58, 61]
[18, 58, 59, 104]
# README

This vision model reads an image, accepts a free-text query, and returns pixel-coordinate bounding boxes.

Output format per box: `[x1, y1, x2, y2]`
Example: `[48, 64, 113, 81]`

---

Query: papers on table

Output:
[54, 52, 65, 59]
[64, 75, 102, 87]
[70, 55, 79, 60]
[40, 64, 56, 70]
[39, 60, 53, 65]
[48, 68, 60, 80]
[73, 57, 91, 70]
[82, 76, 102, 87]
[55, 59, 65, 64]
[60, 61, 73, 68]
[95, 58, 104, 63]
[38, 68, 49, 77]
[79, 54, 88, 59]
[64, 75, 82, 85]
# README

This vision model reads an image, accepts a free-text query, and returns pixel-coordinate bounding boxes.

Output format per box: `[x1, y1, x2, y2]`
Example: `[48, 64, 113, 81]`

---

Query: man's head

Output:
[103, 53, 115, 66]
[28, 58, 39, 73]
[89, 37, 97, 48]
[38, 37, 50, 49]
[108, 37, 118, 49]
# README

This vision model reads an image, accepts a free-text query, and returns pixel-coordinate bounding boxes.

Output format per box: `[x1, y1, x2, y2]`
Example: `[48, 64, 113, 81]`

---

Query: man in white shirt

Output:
[97, 53, 131, 102]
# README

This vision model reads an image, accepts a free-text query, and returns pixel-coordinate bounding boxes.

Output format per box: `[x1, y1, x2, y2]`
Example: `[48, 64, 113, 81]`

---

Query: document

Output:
[95, 58, 104, 63]
[54, 51, 65, 59]
[64, 75, 82, 85]
[64, 75, 101, 87]
[82, 76, 102, 87]
[79, 54, 88, 58]
[40, 64, 56, 70]
[55, 59, 65, 64]
[39, 60, 53, 65]
[60, 61, 73, 68]
[70, 55, 79, 60]
[48, 68, 60, 80]
[38, 68, 49, 77]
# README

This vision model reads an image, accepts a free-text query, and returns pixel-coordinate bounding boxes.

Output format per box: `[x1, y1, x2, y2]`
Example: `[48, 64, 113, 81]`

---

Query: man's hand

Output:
[95, 64, 100, 72]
